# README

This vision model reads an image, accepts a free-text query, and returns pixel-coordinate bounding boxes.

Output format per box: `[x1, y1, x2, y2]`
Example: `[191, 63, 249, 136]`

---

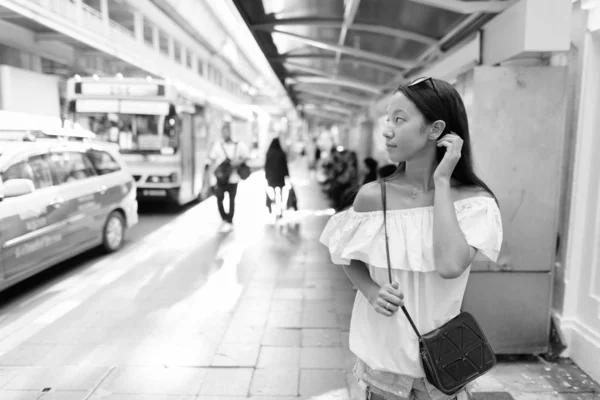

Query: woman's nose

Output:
[382, 127, 393, 140]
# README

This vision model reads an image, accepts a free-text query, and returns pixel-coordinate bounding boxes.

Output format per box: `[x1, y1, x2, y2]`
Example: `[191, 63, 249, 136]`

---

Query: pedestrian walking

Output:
[264, 137, 291, 219]
[208, 121, 249, 231]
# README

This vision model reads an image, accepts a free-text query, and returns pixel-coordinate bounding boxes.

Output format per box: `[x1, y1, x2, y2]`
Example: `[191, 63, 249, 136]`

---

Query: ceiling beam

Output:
[296, 93, 363, 109]
[384, 11, 484, 90]
[335, 0, 362, 70]
[304, 103, 354, 115]
[302, 108, 348, 121]
[284, 61, 378, 88]
[287, 76, 381, 94]
[406, 0, 516, 14]
[350, 23, 437, 46]
[252, 18, 436, 45]
[271, 54, 402, 75]
[294, 86, 370, 105]
[272, 30, 415, 69]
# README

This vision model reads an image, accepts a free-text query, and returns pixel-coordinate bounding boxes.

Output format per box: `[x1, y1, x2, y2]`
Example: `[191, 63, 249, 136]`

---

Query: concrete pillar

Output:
[152, 25, 159, 53]
[75, 0, 83, 25]
[133, 11, 144, 42]
[100, 0, 109, 35]
[181, 46, 187, 66]
[168, 36, 175, 60]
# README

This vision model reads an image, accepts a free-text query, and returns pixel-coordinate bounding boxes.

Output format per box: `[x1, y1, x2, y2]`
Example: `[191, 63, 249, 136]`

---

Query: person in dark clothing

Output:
[264, 138, 291, 217]
[363, 157, 379, 185]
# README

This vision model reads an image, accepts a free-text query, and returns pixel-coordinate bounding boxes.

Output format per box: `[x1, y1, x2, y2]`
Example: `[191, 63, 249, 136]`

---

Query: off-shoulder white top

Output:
[320, 196, 503, 380]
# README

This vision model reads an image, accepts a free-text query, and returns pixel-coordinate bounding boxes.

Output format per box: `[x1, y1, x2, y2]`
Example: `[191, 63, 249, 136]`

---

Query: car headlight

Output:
[147, 174, 178, 183]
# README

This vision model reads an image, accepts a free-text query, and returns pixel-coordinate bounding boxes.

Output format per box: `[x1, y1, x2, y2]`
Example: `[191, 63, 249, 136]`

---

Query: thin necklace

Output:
[396, 183, 435, 199]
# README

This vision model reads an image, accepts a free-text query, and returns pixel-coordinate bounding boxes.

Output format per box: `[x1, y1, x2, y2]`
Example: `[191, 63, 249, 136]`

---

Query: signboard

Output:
[80, 82, 163, 97]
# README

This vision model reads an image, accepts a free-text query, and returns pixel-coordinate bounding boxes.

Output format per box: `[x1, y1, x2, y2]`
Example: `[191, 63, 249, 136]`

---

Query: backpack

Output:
[214, 142, 235, 186]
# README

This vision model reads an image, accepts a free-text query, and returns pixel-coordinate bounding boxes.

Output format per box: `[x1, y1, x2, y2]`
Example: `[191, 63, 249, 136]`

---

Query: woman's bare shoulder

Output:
[452, 185, 494, 202]
[353, 181, 384, 213]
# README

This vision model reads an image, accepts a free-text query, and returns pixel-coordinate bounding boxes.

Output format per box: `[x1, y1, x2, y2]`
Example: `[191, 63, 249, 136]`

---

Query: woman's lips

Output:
[386, 143, 397, 148]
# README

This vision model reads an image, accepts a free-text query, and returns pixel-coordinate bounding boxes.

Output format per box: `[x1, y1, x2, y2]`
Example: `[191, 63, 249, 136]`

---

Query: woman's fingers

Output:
[380, 290, 403, 307]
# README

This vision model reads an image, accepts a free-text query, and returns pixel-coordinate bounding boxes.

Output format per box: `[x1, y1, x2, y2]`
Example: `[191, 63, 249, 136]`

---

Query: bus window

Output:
[73, 112, 180, 153]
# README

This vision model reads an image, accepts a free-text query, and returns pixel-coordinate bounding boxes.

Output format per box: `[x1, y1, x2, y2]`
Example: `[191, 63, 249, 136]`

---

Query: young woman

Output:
[320, 77, 503, 400]
[264, 137, 290, 218]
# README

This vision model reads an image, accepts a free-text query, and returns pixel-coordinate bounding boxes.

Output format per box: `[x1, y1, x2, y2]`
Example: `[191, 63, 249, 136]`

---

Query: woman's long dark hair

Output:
[267, 137, 284, 155]
[394, 78, 497, 201]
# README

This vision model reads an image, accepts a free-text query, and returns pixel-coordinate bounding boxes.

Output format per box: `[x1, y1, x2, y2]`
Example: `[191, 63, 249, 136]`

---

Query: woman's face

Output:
[383, 92, 431, 163]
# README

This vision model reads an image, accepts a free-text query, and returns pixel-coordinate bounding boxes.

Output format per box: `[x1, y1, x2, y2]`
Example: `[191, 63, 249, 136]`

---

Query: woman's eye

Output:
[395, 117, 404, 124]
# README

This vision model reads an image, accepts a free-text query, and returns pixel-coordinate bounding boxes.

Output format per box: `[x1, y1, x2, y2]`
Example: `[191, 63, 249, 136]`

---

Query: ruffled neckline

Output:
[347, 196, 495, 217]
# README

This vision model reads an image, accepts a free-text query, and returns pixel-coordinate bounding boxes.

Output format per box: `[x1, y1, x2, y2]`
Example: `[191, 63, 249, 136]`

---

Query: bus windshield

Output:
[74, 112, 179, 153]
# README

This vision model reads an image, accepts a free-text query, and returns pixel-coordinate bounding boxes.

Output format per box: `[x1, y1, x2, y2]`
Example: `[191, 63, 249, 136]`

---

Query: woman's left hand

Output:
[433, 133, 463, 183]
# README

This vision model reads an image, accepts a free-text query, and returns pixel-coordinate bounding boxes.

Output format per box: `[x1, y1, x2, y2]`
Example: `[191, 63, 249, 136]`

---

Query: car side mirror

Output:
[2, 179, 35, 198]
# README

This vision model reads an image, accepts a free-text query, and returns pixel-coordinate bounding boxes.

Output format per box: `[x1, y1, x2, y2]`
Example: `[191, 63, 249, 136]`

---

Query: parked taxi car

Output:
[0, 125, 138, 292]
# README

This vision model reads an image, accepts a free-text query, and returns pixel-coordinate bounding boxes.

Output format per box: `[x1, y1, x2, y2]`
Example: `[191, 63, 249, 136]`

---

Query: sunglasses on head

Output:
[408, 76, 440, 96]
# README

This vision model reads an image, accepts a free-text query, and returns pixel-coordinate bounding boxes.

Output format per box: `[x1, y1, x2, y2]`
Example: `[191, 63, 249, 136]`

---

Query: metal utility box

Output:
[459, 66, 568, 354]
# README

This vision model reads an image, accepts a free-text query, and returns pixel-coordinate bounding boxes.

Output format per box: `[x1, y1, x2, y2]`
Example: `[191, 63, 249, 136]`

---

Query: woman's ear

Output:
[428, 120, 446, 140]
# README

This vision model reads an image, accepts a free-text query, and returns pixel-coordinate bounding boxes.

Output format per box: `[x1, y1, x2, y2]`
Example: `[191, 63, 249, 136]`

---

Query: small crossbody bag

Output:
[380, 180, 497, 396]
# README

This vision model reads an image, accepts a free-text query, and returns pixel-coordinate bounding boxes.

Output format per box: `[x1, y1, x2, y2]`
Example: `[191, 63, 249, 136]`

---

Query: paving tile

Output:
[340, 332, 350, 350]
[249, 368, 299, 396]
[276, 279, 305, 289]
[211, 344, 260, 367]
[196, 397, 246, 400]
[273, 289, 304, 300]
[0, 391, 40, 400]
[302, 329, 342, 347]
[0, 344, 55, 366]
[304, 279, 334, 290]
[337, 313, 352, 329]
[228, 313, 268, 328]
[300, 347, 347, 369]
[299, 369, 348, 397]
[89, 394, 195, 399]
[197, 368, 253, 396]
[301, 310, 339, 328]
[262, 327, 302, 347]
[304, 300, 336, 313]
[269, 300, 304, 313]
[266, 312, 302, 328]
[221, 325, 265, 344]
[3, 366, 109, 391]
[38, 391, 90, 400]
[257, 347, 300, 368]
[96, 366, 206, 395]
[304, 288, 333, 300]
[0, 367, 21, 387]
[242, 287, 273, 300]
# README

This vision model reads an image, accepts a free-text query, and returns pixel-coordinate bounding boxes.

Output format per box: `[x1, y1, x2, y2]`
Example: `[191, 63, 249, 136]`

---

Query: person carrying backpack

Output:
[208, 121, 249, 231]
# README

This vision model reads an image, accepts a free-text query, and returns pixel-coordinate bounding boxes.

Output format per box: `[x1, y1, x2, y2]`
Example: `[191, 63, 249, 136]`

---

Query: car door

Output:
[0, 155, 60, 280]
[85, 148, 130, 227]
[47, 150, 100, 248]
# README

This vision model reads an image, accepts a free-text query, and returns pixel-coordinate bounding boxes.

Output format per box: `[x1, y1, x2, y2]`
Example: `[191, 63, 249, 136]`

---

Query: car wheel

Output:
[102, 211, 125, 252]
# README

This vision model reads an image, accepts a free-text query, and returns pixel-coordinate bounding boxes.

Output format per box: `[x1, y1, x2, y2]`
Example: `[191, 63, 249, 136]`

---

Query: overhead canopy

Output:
[232, 0, 515, 122]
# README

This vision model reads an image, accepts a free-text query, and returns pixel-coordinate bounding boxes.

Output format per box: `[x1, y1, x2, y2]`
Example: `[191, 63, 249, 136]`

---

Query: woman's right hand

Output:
[371, 283, 404, 317]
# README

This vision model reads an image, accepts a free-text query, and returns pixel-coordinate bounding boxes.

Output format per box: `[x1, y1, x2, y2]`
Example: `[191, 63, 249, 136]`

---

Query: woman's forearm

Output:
[433, 180, 473, 279]
[342, 260, 380, 304]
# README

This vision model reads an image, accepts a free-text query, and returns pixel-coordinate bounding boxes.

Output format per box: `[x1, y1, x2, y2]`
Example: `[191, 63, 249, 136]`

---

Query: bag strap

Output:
[220, 142, 231, 160]
[380, 180, 422, 339]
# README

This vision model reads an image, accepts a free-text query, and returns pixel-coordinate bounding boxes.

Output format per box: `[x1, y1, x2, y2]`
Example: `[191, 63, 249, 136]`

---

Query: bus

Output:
[65, 76, 211, 205]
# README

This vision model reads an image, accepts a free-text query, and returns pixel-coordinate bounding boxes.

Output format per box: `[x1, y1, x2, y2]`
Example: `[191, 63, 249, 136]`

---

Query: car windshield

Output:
[74, 113, 179, 153]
